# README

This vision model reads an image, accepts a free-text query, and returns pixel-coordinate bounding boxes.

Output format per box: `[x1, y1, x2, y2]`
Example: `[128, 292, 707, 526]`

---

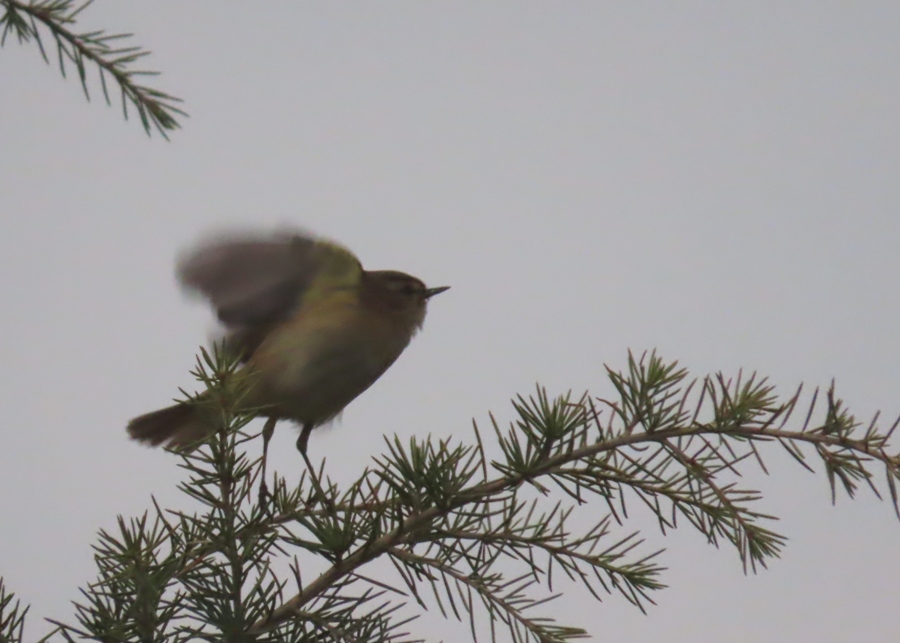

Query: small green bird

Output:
[127, 229, 448, 454]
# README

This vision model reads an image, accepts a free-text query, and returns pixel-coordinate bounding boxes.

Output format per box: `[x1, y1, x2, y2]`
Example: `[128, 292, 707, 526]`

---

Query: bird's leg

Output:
[296, 424, 332, 510]
[257, 416, 279, 509]
[297, 423, 313, 456]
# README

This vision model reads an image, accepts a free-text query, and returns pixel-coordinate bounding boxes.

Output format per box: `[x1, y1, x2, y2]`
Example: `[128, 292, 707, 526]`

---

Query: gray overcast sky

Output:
[2, 2, 899, 641]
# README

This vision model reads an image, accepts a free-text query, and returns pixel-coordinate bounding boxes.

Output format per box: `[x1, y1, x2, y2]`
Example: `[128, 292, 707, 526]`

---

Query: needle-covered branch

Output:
[2, 349, 897, 642]
[0, 580, 30, 643]
[1, 0, 185, 137]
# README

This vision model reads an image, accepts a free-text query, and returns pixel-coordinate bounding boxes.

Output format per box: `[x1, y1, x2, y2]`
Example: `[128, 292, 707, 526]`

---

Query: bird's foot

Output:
[297, 425, 334, 512]
[256, 417, 279, 512]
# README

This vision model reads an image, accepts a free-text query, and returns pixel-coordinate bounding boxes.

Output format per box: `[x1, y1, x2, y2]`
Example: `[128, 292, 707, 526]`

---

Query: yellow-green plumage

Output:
[246, 288, 418, 424]
[127, 230, 447, 451]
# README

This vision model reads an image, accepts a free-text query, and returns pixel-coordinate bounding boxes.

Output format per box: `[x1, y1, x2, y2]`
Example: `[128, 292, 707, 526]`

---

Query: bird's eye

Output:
[380, 273, 425, 296]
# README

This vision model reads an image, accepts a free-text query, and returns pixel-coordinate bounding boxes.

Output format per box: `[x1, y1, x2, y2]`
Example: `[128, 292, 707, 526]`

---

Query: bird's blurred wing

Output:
[177, 230, 362, 327]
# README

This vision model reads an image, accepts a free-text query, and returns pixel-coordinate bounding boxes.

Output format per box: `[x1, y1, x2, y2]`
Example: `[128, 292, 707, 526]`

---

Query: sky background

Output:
[2, 2, 899, 641]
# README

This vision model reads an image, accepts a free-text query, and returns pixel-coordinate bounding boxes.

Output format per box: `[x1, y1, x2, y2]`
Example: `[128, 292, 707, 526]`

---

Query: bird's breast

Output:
[243, 292, 414, 424]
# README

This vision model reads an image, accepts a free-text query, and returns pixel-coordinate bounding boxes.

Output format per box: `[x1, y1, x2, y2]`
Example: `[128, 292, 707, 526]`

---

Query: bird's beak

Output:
[424, 285, 450, 299]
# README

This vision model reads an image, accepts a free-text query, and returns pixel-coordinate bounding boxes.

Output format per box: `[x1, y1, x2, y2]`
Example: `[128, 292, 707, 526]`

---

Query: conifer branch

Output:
[1, 0, 185, 137]
[2, 349, 897, 641]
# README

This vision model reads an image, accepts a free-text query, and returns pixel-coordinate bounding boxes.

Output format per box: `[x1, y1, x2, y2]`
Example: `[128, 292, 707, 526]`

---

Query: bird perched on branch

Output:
[127, 229, 448, 456]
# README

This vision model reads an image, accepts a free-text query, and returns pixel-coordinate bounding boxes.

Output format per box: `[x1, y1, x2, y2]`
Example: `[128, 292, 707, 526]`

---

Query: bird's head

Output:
[363, 270, 449, 329]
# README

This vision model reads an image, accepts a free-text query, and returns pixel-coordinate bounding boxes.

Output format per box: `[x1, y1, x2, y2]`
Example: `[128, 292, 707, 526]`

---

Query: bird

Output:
[126, 229, 448, 456]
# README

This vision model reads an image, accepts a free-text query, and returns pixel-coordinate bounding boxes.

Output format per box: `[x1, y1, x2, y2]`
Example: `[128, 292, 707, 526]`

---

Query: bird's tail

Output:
[127, 402, 213, 449]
